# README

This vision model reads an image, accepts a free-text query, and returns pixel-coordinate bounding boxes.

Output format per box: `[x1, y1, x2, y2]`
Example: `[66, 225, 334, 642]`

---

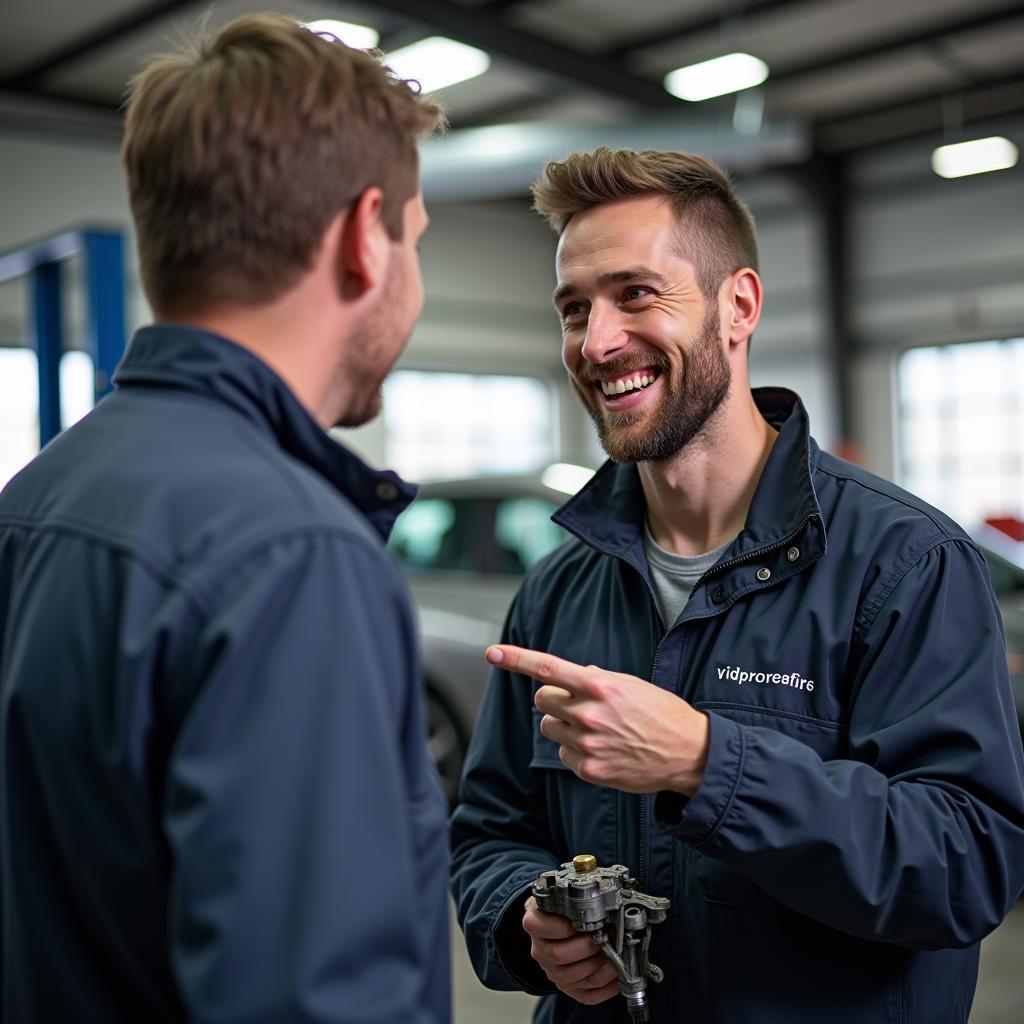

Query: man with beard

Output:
[450, 148, 1024, 1023]
[0, 15, 450, 1024]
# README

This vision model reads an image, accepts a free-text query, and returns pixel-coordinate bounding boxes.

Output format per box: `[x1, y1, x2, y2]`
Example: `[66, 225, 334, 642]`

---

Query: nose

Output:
[580, 305, 628, 365]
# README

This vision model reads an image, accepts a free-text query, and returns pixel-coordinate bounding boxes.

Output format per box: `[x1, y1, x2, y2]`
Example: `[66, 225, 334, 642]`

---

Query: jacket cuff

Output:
[653, 711, 745, 847]
[490, 875, 557, 996]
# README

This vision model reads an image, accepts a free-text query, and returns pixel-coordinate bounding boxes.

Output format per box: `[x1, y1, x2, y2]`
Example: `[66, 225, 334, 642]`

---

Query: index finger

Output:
[485, 644, 597, 696]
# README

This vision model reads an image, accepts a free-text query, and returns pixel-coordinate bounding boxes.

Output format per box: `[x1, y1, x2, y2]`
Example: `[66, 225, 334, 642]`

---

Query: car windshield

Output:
[389, 494, 565, 575]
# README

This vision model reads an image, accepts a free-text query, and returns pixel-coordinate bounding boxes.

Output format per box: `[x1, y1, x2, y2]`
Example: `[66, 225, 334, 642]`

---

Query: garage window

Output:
[0, 349, 96, 489]
[383, 371, 555, 482]
[0, 348, 39, 488]
[897, 337, 1024, 528]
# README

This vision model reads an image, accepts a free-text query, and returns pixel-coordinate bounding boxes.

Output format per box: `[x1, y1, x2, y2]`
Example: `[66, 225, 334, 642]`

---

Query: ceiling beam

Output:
[2, 0, 202, 90]
[814, 66, 1024, 151]
[364, 0, 676, 108]
[769, 5, 1024, 84]
[603, 0, 814, 60]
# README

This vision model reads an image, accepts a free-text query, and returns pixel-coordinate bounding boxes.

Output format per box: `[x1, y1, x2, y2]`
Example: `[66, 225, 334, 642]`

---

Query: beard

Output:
[572, 306, 732, 463]
[333, 254, 416, 429]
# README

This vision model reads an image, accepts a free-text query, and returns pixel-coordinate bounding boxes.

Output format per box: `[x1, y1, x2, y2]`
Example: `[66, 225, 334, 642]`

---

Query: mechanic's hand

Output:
[486, 644, 709, 795]
[522, 896, 620, 1006]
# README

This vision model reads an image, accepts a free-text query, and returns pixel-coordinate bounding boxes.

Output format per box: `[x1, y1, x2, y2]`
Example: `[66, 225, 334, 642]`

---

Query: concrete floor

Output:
[451, 899, 1024, 1023]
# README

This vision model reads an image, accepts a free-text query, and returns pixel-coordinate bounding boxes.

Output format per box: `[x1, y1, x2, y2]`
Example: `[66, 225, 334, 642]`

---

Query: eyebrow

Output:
[552, 266, 670, 307]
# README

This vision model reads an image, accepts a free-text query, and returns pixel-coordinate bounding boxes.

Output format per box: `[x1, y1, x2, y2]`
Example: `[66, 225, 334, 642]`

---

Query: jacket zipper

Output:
[689, 513, 819, 596]
[624, 511, 818, 892]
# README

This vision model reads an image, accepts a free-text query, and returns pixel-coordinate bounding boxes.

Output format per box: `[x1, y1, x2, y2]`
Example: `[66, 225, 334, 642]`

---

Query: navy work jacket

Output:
[451, 388, 1024, 1024]
[0, 326, 450, 1023]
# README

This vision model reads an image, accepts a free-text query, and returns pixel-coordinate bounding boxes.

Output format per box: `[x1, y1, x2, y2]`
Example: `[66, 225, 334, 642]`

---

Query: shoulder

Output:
[813, 448, 975, 557]
[1, 391, 389, 591]
[810, 450, 990, 635]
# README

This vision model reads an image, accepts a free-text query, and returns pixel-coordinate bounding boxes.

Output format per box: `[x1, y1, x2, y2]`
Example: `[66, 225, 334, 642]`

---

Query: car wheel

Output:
[425, 684, 468, 806]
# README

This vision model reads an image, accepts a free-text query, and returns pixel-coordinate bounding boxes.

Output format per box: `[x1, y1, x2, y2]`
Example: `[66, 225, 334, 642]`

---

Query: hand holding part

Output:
[531, 855, 670, 1023]
[522, 895, 620, 1005]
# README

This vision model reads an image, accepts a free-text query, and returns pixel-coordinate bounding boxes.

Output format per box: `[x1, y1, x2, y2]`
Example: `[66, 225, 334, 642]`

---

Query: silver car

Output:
[387, 474, 572, 803]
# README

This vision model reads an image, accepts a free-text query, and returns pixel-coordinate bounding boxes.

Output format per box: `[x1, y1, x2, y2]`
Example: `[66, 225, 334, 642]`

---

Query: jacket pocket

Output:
[685, 702, 846, 911]
[684, 846, 785, 911]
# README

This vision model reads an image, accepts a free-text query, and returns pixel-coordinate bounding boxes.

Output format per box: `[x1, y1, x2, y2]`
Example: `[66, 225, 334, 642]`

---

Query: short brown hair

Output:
[532, 147, 758, 300]
[122, 14, 445, 317]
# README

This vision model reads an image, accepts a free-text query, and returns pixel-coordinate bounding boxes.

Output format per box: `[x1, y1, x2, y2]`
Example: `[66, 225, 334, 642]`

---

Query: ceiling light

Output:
[385, 36, 490, 92]
[542, 463, 595, 496]
[664, 53, 769, 102]
[303, 19, 380, 50]
[931, 136, 1019, 179]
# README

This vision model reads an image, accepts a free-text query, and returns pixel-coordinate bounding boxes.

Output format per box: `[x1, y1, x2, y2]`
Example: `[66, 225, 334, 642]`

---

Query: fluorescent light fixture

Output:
[385, 36, 490, 92]
[931, 136, 1019, 179]
[303, 19, 380, 50]
[664, 52, 769, 102]
[542, 462, 595, 496]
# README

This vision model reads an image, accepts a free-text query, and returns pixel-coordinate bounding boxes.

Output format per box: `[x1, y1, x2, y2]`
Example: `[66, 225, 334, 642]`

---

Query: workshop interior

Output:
[1, 1, 1022, 1021]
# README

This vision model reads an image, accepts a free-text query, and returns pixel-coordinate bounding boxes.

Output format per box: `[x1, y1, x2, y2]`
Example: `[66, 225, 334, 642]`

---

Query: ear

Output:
[334, 186, 390, 302]
[722, 268, 762, 353]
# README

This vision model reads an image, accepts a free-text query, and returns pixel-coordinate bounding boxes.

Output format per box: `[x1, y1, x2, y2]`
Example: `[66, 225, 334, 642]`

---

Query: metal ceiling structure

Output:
[0, 0, 1021, 156]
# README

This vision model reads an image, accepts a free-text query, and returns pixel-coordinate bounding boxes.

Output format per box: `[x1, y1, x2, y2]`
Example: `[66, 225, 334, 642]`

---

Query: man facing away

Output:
[451, 148, 1024, 1023]
[1, 15, 449, 1023]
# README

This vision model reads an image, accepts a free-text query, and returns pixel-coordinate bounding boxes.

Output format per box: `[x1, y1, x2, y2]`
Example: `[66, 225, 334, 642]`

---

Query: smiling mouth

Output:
[596, 369, 662, 402]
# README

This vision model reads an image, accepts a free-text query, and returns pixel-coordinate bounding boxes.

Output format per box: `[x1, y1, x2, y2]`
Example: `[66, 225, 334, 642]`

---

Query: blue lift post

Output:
[0, 227, 127, 448]
[84, 230, 127, 402]
[30, 260, 64, 446]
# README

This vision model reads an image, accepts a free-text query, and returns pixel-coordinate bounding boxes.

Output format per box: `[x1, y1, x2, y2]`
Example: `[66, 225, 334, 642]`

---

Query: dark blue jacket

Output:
[1, 326, 450, 1023]
[451, 388, 1024, 1024]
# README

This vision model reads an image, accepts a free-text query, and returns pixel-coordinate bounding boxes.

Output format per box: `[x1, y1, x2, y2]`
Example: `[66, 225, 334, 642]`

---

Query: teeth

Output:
[601, 372, 657, 397]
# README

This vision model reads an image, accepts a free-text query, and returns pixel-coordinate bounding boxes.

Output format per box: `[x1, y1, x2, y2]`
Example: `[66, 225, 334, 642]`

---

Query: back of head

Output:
[122, 14, 445, 319]
[531, 147, 758, 301]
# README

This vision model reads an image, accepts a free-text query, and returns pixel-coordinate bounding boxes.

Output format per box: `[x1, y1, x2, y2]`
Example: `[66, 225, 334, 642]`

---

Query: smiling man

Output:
[450, 148, 1024, 1023]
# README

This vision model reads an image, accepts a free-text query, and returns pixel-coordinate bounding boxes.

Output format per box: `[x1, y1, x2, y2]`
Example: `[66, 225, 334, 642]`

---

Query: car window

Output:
[388, 498, 466, 571]
[493, 498, 564, 573]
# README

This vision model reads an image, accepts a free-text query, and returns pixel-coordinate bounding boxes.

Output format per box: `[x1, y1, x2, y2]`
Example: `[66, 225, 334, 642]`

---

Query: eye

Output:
[622, 285, 651, 303]
[561, 301, 587, 320]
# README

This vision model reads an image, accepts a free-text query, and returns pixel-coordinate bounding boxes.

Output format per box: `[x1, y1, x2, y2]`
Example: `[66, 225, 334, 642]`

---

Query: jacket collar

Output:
[553, 387, 824, 567]
[113, 324, 416, 541]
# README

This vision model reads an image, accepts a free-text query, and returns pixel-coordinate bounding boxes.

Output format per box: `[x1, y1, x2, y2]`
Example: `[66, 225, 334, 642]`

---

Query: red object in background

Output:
[985, 517, 1024, 542]
[834, 439, 862, 465]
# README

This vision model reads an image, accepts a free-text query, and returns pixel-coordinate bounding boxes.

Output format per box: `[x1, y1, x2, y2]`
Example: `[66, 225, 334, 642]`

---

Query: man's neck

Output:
[639, 390, 777, 556]
[168, 295, 343, 430]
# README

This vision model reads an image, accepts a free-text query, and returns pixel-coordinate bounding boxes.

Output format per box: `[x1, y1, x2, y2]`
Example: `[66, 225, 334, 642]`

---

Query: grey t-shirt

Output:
[643, 520, 733, 628]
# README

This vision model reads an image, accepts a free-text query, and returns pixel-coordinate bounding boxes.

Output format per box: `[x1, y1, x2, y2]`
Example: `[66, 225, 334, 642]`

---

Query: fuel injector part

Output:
[532, 856, 670, 1022]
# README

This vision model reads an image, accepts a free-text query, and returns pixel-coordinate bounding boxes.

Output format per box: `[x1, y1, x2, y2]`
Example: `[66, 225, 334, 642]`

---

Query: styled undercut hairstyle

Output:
[531, 147, 758, 301]
[122, 13, 446, 318]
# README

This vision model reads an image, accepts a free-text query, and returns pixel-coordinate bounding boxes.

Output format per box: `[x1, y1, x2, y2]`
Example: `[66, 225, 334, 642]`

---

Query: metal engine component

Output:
[532, 855, 670, 1023]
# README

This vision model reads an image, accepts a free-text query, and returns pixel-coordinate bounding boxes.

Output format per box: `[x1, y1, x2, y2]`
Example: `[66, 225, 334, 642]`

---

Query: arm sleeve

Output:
[655, 538, 1024, 949]
[164, 531, 449, 1023]
[449, 595, 559, 995]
